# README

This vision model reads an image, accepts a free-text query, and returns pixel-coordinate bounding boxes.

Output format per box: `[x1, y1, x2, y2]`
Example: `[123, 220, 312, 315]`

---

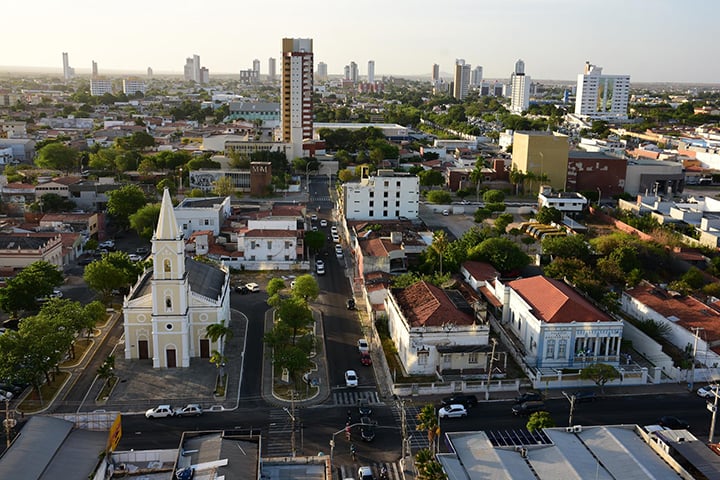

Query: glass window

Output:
[468, 352, 478, 364]
[418, 351, 428, 365]
[558, 340, 567, 358]
[546, 340, 555, 359]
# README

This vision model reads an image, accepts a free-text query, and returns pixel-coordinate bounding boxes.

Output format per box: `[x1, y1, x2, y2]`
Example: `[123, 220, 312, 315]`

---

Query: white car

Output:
[345, 370, 359, 388]
[332, 233, 340, 243]
[697, 385, 720, 398]
[128, 253, 143, 262]
[331, 226, 338, 235]
[145, 405, 175, 418]
[358, 466, 374, 480]
[335, 244, 343, 258]
[320, 219, 328, 227]
[438, 404, 467, 418]
[174, 404, 203, 417]
[245, 282, 260, 292]
[357, 338, 369, 354]
[316, 259, 325, 275]
[0, 389, 13, 402]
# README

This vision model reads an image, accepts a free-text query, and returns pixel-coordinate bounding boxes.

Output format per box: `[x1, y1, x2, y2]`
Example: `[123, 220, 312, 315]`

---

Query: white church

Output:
[123, 189, 231, 368]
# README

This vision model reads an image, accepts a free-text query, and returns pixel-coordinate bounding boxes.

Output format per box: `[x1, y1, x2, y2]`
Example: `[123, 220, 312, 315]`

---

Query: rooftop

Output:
[392, 281, 475, 328]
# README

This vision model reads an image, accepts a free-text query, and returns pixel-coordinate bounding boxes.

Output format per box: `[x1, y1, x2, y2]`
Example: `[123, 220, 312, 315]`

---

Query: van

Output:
[512, 401, 546, 416]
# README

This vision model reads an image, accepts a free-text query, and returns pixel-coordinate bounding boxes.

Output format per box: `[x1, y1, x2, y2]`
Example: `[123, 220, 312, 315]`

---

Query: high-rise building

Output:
[349, 61, 359, 84]
[574, 62, 630, 121]
[367, 60, 375, 84]
[184, 55, 205, 83]
[471, 66, 483, 88]
[268, 57, 277, 82]
[90, 78, 113, 96]
[316, 62, 328, 82]
[62, 52, 74, 81]
[123, 78, 146, 96]
[91, 61, 98, 78]
[253, 59, 260, 75]
[510, 59, 530, 114]
[200, 67, 209, 84]
[147, 67, 153, 78]
[281, 38, 313, 159]
[512, 131, 569, 191]
[453, 59, 471, 100]
[432, 64, 440, 84]
[344, 65, 351, 80]
[193, 54, 201, 83]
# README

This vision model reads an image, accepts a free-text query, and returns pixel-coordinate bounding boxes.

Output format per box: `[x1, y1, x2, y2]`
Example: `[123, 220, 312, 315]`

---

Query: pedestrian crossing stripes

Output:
[310, 195, 332, 202]
[333, 389, 381, 406]
[266, 409, 295, 457]
[392, 403, 431, 451]
[338, 461, 403, 480]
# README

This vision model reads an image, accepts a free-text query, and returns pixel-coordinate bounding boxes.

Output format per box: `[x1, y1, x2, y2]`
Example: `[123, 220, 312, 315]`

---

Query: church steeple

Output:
[155, 188, 181, 240]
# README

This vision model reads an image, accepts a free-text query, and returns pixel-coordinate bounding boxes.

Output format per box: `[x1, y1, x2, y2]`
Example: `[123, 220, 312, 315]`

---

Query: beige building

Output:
[123, 189, 231, 368]
[512, 131, 569, 191]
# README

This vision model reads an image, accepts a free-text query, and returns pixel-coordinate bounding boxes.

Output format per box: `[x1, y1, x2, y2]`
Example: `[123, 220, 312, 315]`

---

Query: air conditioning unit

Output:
[566, 427, 574, 433]
[573, 425, 583, 433]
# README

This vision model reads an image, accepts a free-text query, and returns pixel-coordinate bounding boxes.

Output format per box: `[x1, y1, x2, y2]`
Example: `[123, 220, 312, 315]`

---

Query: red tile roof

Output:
[361, 237, 403, 257]
[507, 276, 612, 324]
[462, 261, 500, 282]
[392, 281, 475, 327]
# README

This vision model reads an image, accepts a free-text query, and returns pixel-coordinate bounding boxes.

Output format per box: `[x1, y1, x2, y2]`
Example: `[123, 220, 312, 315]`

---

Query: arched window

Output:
[164, 258, 171, 273]
[165, 297, 172, 310]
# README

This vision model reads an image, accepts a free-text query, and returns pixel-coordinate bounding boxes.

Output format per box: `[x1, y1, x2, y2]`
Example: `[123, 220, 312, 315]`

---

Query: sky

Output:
[3, 0, 718, 84]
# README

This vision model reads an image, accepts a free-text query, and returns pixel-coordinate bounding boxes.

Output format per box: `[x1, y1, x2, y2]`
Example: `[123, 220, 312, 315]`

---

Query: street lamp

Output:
[562, 391, 576, 427]
[179, 167, 183, 194]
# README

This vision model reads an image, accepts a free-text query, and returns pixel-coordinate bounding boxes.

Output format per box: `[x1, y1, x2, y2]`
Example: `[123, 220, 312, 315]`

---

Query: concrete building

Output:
[184, 54, 203, 83]
[341, 169, 419, 221]
[252, 58, 260, 75]
[471, 66, 483, 88]
[512, 131, 569, 191]
[227, 101, 280, 123]
[431, 63, 440, 85]
[281, 38, 314, 159]
[624, 158, 684, 196]
[0, 234, 64, 270]
[316, 61, 327, 82]
[62, 52, 74, 80]
[537, 186, 588, 217]
[367, 60, 375, 84]
[174, 196, 232, 238]
[510, 60, 530, 114]
[123, 189, 231, 368]
[0, 138, 36, 162]
[453, 59, 471, 100]
[122, 78, 146, 96]
[268, 57, 276, 82]
[91, 60, 98, 77]
[90, 78, 113, 96]
[566, 151, 627, 198]
[575, 61, 630, 121]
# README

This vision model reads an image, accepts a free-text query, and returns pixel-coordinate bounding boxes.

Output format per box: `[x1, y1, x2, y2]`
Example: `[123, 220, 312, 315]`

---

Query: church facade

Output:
[123, 189, 231, 368]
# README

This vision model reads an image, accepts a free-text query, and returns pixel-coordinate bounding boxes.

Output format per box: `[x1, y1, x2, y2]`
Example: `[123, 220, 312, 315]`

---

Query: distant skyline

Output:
[2, 0, 718, 84]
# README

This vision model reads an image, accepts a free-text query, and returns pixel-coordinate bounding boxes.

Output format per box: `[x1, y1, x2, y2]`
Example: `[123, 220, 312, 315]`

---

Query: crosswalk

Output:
[338, 461, 403, 480]
[310, 195, 332, 202]
[266, 409, 295, 457]
[333, 389, 381, 406]
[392, 403, 431, 451]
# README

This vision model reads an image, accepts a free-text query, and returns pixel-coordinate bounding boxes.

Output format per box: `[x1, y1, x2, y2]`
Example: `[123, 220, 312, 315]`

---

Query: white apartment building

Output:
[90, 78, 113, 96]
[510, 73, 530, 113]
[367, 60, 375, 84]
[575, 62, 630, 121]
[281, 38, 314, 159]
[237, 217, 302, 264]
[453, 60, 471, 100]
[174, 196, 232, 238]
[538, 186, 588, 215]
[471, 66, 483, 88]
[123, 79, 146, 96]
[342, 169, 419, 221]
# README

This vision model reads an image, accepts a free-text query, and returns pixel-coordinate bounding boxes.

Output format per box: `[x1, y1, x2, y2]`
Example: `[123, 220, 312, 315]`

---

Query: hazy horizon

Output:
[4, 0, 719, 84]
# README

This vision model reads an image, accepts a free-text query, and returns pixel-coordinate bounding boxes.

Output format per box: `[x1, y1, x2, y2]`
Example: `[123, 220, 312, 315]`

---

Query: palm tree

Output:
[206, 320, 232, 387]
[430, 230, 449, 276]
[508, 167, 526, 196]
[209, 350, 228, 388]
[416, 404, 441, 453]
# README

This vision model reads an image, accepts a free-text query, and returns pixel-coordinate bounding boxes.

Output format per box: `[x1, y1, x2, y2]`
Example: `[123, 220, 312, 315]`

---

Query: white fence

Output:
[223, 259, 310, 272]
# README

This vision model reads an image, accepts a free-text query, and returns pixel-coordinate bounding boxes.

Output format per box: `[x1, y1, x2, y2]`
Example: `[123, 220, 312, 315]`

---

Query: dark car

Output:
[358, 399, 372, 416]
[659, 416, 690, 430]
[515, 392, 543, 404]
[360, 353, 372, 366]
[360, 416, 375, 442]
[234, 283, 248, 294]
[573, 390, 597, 403]
[512, 401, 546, 416]
[441, 394, 478, 409]
[347, 298, 355, 310]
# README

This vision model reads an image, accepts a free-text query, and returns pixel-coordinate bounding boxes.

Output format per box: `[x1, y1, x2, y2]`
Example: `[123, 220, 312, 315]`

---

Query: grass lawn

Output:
[17, 371, 71, 413]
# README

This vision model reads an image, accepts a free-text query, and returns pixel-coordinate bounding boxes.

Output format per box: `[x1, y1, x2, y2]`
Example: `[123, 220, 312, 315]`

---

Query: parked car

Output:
[441, 394, 478, 409]
[659, 416, 690, 430]
[128, 254, 143, 262]
[357, 339, 369, 354]
[316, 259, 325, 275]
[331, 233, 340, 243]
[360, 416, 376, 441]
[175, 466, 194, 480]
[99, 240, 115, 249]
[335, 244, 344, 258]
[515, 392, 543, 404]
[0, 383, 22, 395]
[235, 283, 249, 294]
[360, 353, 372, 366]
[697, 384, 720, 399]
[174, 404, 203, 417]
[345, 370, 358, 388]
[573, 390, 597, 403]
[442, 209, 450, 216]
[358, 466, 374, 480]
[347, 298, 356, 310]
[245, 283, 260, 292]
[320, 219, 328, 227]
[136, 247, 149, 255]
[512, 401, 546, 416]
[145, 405, 175, 418]
[78, 255, 94, 266]
[331, 226, 338, 235]
[358, 399, 372, 416]
[0, 389, 13, 402]
[311, 214, 318, 221]
[438, 404, 468, 419]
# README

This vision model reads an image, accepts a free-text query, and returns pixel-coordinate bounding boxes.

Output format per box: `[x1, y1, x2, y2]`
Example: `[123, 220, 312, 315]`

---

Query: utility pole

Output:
[283, 391, 297, 458]
[709, 389, 719, 443]
[690, 327, 703, 391]
[3, 399, 15, 448]
[562, 391, 577, 427]
[486, 338, 498, 400]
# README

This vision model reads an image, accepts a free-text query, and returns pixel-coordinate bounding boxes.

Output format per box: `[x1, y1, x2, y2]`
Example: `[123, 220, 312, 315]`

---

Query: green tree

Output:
[494, 213, 513, 234]
[338, 169, 355, 183]
[415, 448, 447, 480]
[213, 176, 235, 197]
[483, 189, 505, 203]
[541, 235, 591, 262]
[291, 274, 320, 303]
[526, 411, 555, 432]
[419, 169, 445, 188]
[129, 203, 161, 240]
[33, 193, 76, 213]
[277, 296, 313, 345]
[107, 184, 147, 230]
[469, 237, 530, 273]
[206, 319, 233, 386]
[97, 355, 116, 382]
[266, 278, 287, 298]
[416, 404, 441, 452]
[426, 190, 452, 204]
[304, 230, 325, 252]
[156, 178, 177, 196]
[536, 206, 562, 225]
[0, 261, 64, 317]
[35, 143, 79, 173]
[579, 363, 619, 395]
[429, 230, 449, 276]
[83, 252, 143, 299]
